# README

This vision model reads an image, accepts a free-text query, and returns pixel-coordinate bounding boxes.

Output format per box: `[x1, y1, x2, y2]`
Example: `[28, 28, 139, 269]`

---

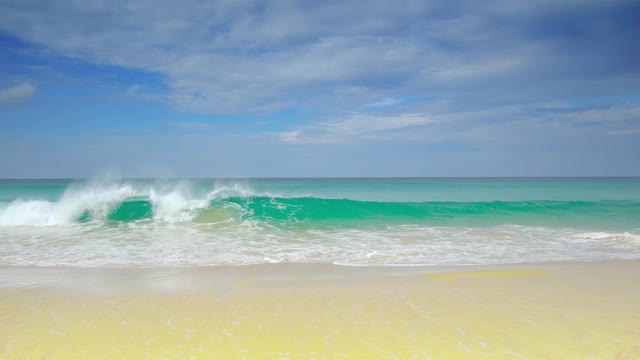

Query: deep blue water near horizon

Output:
[0, 177, 639, 267]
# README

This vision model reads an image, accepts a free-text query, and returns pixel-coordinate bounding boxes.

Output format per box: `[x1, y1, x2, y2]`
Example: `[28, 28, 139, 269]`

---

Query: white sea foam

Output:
[571, 232, 640, 247]
[0, 182, 135, 226]
[0, 180, 262, 226]
[0, 221, 639, 267]
[1, 180, 639, 267]
[0, 200, 58, 226]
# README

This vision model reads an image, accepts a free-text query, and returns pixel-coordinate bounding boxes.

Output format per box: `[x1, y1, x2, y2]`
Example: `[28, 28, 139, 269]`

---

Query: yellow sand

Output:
[1, 261, 639, 359]
[423, 268, 548, 281]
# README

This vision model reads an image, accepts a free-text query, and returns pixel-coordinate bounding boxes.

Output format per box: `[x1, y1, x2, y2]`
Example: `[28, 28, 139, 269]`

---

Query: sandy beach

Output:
[2, 0, 640, 355]
[1, 260, 639, 359]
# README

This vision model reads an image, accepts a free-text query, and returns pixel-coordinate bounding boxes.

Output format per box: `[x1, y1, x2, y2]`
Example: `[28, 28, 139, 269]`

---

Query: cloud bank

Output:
[0, 0, 639, 177]
[1, 0, 638, 115]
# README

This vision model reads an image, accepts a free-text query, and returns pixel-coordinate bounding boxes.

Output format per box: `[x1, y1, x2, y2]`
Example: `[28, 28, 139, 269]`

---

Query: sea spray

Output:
[0, 178, 639, 267]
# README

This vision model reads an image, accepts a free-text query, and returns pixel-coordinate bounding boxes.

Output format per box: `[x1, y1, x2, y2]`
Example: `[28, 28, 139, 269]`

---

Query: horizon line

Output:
[1, 176, 640, 181]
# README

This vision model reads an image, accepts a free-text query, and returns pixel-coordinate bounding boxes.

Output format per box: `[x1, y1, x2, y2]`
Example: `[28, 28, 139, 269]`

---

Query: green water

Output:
[3, 177, 638, 228]
[0, 178, 639, 267]
[189, 197, 640, 229]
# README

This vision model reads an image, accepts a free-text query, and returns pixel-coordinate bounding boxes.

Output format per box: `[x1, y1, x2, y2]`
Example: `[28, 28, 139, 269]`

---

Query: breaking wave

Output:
[0, 180, 639, 267]
[1, 181, 638, 227]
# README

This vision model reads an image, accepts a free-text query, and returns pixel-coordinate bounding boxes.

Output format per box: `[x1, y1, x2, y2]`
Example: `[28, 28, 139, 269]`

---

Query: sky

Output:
[0, 0, 639, 178]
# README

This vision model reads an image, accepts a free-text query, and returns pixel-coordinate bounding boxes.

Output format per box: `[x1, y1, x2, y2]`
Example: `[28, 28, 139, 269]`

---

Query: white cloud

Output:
[0, 0, 636, 137]
[168, 121, 267, 130]
[2, 0, 632, 115]
[272, 113, 433, 144]
[366, 98, 404, 108]
[556, 105, 640, 125]
[0, 82, 37, 104]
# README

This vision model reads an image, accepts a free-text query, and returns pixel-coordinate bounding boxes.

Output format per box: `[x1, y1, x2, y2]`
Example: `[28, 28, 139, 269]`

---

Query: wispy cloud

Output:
[268, 103, 640, 145]
[169, 121, 268, 130]
[0, 82, 36, 104]
[0, 0, 638, 115]
[365, 96, 434, 108]
[271, 113, 433, 143]
[1, 0, 639, 177]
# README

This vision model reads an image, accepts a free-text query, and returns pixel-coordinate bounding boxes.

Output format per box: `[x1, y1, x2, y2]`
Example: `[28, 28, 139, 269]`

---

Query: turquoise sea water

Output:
[0, 178, 639, 267]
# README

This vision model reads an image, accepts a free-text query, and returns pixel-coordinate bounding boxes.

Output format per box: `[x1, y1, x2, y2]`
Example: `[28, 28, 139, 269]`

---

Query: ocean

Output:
[0, 177, 639, 267]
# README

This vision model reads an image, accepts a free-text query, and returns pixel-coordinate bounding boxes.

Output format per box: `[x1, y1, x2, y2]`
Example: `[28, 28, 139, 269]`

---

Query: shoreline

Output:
[0, 258, 636, 292]
[1, 260, 639, 358]
[1, 258, 639, 294]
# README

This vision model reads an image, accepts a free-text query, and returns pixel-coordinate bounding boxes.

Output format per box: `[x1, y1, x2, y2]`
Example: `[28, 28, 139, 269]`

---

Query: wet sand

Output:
[1, 261, 639, 359]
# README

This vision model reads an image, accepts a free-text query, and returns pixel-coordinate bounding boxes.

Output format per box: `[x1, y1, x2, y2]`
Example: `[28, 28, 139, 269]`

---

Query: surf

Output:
[0, 179, 639, 267]
[1, 186, 639, 227]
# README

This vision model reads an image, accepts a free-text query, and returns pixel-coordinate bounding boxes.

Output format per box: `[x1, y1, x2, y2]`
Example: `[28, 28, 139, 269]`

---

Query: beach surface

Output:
[1, 260, 639, 359]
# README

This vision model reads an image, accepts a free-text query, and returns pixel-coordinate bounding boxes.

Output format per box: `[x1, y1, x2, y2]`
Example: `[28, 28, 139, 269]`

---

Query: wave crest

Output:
[1, 180, 639, 227]
[0, 181, 258, 226]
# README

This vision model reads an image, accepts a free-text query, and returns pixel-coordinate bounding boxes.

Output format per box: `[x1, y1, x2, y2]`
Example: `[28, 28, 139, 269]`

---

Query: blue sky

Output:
[0, 0, 639, 177]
